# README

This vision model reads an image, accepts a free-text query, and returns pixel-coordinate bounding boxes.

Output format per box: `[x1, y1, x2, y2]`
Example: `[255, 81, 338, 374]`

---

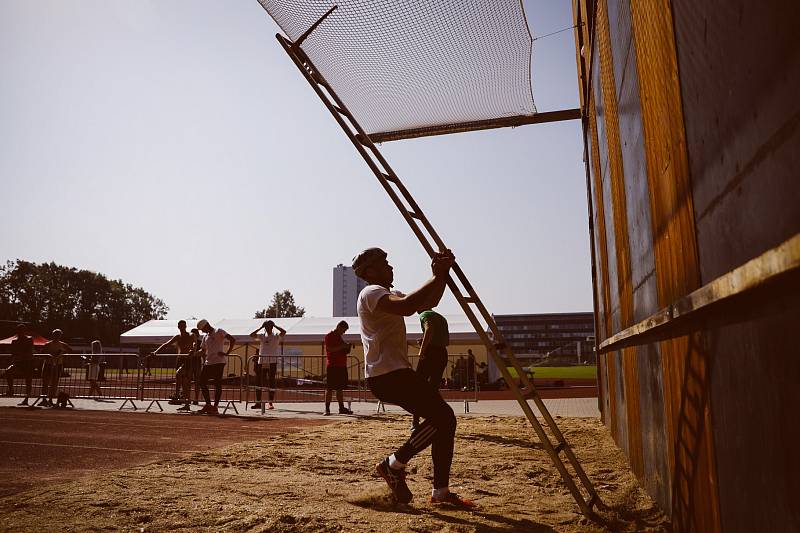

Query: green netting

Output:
[258, 0, 537, 136]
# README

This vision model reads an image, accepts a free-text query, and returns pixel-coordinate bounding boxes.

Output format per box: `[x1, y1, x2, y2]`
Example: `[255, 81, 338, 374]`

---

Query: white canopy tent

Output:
[120, 315, 485, 346]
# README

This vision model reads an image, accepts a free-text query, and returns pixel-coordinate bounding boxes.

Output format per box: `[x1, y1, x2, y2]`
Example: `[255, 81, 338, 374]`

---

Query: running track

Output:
[0, 407, 333, 498]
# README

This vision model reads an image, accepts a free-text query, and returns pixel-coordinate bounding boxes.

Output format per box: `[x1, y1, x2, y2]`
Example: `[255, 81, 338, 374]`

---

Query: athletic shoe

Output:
[192, 400, 199, 405]
[376, 458, 413, 504]
[324, 411, 331, 416]
[208, 405, 219, 414]
[429, 492, 477, 508]
[197, 404, 212, 414]
[339, 407, 353, 415]
[177, 405, 192, 412]
[267, 403, 274, 410]
[250, 403, 262, 410]
[168, 398, 183, 405]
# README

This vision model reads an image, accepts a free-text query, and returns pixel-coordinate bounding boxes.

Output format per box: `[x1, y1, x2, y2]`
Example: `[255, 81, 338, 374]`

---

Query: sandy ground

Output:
[0, 415, 669, 532]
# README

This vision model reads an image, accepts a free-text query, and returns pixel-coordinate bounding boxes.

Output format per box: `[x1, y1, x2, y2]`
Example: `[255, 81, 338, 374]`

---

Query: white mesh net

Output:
[258, 0, 537, 136]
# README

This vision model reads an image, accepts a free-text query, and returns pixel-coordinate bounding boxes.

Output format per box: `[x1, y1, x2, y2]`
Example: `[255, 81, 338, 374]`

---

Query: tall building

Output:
[332, 264, 367, 316]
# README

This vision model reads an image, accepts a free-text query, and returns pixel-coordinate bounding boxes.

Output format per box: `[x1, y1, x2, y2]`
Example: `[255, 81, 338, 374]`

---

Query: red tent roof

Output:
[0, 334, 50, 346]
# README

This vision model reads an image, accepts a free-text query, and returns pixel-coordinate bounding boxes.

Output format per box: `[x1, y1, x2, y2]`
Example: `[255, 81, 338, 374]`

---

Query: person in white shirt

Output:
[196, 319, 236, 415]
[353, 247, 475, 508]
[249, 320, 286, 410]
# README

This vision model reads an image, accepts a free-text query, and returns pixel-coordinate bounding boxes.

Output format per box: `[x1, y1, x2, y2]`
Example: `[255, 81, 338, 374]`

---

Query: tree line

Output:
[0, 260, 168, 345]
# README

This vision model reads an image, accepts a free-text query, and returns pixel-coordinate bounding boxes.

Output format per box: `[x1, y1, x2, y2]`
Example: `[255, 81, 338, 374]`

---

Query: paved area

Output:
[0, 396, 600, 419]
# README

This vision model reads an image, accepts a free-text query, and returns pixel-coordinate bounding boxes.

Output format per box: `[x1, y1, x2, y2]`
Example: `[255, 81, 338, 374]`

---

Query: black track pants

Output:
[200, 363, 225, 406]
[367, 368, 456, 489]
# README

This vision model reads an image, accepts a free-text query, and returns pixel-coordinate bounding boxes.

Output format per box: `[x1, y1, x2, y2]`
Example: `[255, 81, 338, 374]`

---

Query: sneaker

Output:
[250, 403, 262, 410]
[168, 398, 183, 405]
[177, 405, 192, 412]
[324, 411, 331, 416]
[197, 404, 212, 414]
[192, 400, 199, 405]
[376, 458, 413, 504]
[267, 403, 274, 410]
[208, 405, 219, 414]
[338, 407, 353, 415]
[429, 492, 477, 508]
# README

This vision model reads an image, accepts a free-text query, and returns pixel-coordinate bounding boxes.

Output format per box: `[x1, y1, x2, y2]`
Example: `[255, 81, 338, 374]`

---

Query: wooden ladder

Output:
[275, 16, 600, 515]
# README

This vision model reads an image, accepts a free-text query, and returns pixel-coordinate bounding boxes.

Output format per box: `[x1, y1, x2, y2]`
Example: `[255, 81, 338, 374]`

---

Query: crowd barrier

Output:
[243, 354, 365, 412]
[0, 350, 482, 414]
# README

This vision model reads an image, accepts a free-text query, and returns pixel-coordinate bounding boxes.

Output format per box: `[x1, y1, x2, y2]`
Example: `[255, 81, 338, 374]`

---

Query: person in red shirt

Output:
[324, 320, 353, 415]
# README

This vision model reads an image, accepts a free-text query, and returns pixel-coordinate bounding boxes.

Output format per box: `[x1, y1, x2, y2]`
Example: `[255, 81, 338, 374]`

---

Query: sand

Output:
[0, 415, 669, 532]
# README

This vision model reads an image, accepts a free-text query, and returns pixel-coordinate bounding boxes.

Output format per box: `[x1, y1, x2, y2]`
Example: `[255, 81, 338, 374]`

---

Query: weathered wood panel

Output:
[628, 1, 720, 531]
[597, 0, 642, 478]
[606, 0, 670, 506]
[671, 1, 800, 531]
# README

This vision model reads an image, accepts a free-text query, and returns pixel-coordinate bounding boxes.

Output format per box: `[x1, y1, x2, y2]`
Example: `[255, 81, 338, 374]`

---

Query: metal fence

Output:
[0, 350, 480, 413]
[243, 355, 365, 409]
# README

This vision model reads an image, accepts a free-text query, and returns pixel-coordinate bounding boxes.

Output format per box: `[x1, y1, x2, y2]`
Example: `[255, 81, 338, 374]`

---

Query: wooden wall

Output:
[576, 0, 800, 530]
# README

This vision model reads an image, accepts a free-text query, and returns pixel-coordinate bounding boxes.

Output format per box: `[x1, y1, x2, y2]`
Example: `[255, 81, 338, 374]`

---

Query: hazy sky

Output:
[0, 0, 591, 320]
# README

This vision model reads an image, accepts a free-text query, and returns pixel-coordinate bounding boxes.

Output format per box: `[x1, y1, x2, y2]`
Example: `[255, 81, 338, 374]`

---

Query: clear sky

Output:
[0, 0, 591, 320]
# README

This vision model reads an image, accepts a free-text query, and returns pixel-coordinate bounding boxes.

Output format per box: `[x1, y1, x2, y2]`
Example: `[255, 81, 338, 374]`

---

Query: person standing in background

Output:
[323, 320, 353, 416]
[249, 320, 286, 410]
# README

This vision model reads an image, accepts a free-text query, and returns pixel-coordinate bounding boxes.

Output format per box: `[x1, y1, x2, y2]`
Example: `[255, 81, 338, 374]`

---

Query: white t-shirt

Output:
[202, 328, 229, 365]
[256, 332, 282, 364]
[357, 284, 410, 378]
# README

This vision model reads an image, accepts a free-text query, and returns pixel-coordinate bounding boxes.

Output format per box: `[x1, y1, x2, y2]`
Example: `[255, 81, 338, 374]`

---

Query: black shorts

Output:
[326, 366, 348, 390]
[7, 359, 35, 379]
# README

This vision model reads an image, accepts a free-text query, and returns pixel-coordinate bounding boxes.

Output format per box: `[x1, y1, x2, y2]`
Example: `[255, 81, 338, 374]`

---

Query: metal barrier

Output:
[140, 354, 243, 413]
[0, 353, 142, 406]
[243, 354, 365, 411]
[0, 350, 479, 414]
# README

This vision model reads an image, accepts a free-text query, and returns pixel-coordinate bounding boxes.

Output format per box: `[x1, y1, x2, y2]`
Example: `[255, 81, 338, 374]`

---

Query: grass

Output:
[506, 365, 597, 380]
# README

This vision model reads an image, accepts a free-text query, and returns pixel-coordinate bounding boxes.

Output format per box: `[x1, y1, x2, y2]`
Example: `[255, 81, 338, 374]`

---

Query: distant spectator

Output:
[5, 324, 35, 405]
[197, 319, 235, 415]
[466, 349, 476, 391]
[86, 340, 103, 398]
[324, 320, 353, 415]
[189, 328, 203, 406]
[152, 320, 195, 408]
[41, 329, 73, 407]
[249, 320, 286, 410]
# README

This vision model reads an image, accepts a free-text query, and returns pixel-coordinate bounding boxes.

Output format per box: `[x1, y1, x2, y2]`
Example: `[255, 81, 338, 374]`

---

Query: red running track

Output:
[0, 407, 332, 498]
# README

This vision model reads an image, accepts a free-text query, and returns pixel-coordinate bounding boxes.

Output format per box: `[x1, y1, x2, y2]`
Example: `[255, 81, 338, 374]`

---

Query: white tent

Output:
[120, 315, 485, 346]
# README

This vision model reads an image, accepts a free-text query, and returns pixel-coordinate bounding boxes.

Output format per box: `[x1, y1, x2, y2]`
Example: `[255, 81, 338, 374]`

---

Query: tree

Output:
[254, 290, 305, 318]
[0, 259, 168, 344]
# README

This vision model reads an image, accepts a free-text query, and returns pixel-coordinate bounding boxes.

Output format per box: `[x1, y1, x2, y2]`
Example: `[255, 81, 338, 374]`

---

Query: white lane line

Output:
[0, 440, 186, 455]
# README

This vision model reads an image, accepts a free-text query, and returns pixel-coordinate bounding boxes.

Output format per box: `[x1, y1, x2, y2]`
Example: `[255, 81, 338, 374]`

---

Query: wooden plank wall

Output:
[579, 0, 722, 529]
[670, 1, 800, 531]
[580, 0, 800, 530]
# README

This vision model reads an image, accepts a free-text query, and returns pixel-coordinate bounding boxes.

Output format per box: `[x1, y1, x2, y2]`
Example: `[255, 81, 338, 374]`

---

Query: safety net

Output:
[258, 0, 537, 137]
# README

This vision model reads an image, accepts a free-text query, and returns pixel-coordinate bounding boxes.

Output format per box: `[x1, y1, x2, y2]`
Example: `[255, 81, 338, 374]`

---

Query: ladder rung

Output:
[381, 172, 397, 183]
[408, 211, 422, 220]
[462, 297, 477, 304]
[332, 105, 350, 117]
[553, 441, 566, 454]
